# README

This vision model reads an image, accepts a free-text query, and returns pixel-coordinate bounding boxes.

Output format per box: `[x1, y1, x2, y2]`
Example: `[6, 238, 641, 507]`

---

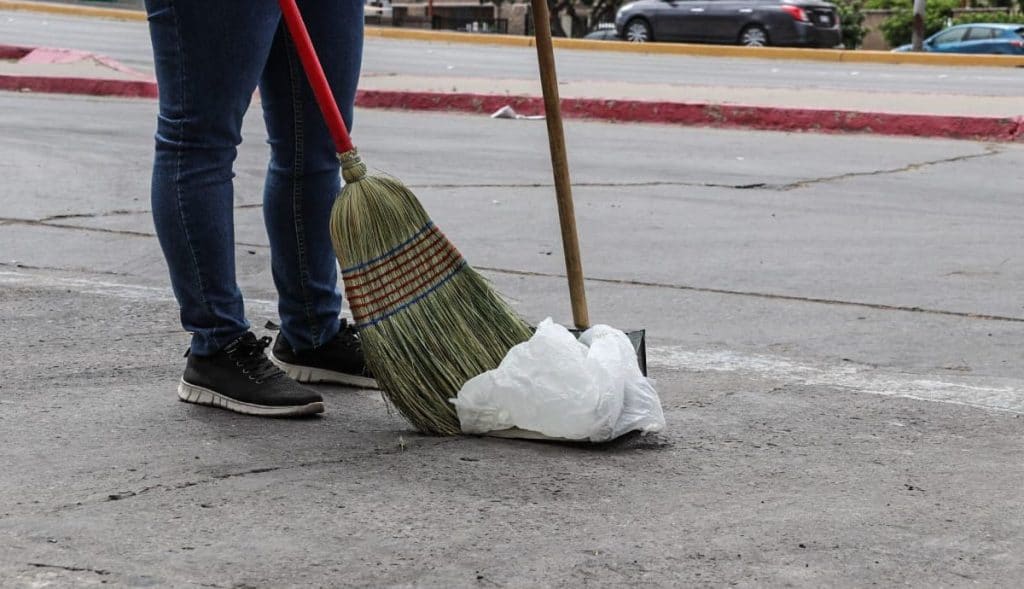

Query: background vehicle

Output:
[364, 0, 393, 23]
[614, 0, 841, 48]
[585, 23, 620, 40]
[892, 23, 1024, 54]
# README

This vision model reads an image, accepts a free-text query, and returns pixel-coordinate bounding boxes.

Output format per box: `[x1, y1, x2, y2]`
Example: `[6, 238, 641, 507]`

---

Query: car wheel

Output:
[739, 25, 769, 47]
[625, 18, 652, 43]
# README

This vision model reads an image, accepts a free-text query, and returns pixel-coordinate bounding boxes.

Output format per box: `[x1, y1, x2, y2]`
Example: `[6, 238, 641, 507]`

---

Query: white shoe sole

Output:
[177, 379, 324, 417]
[269, 352, 379, 389]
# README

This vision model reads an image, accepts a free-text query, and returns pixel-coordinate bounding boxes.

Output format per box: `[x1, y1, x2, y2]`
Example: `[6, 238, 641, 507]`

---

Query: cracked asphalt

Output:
[1, 91, 1023, 587]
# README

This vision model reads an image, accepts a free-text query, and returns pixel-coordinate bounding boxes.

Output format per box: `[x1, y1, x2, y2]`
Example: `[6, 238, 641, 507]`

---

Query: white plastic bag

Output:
[450, 318, 666, 442]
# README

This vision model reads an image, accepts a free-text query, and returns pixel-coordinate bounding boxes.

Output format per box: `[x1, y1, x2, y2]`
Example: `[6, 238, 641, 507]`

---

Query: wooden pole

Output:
[911, 0, 926, 51]
[529, 0, 590, 330]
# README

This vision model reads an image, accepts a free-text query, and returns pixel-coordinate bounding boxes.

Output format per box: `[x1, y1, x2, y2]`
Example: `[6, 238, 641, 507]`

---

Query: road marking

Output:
[651, 347, 1024, 414]
[4, 268, 1020, 414]
[0, 269, 353, 320]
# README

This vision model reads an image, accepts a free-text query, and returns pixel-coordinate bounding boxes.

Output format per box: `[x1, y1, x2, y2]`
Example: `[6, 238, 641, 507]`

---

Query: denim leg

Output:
[145, 0, 281, 356]
[259, 0, 364, 352]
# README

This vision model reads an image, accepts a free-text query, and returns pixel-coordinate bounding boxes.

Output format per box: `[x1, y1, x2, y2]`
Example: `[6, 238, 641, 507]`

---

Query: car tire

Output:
[739, 24, 769, 47]
[624, 18, 653, 43]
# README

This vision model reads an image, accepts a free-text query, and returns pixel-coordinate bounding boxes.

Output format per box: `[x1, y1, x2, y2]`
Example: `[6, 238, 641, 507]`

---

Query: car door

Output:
[927, 26, 968, 53]
[658, 0, 713, 41]
[960, 26, 1001, 54]
[701, 0, 750, 43]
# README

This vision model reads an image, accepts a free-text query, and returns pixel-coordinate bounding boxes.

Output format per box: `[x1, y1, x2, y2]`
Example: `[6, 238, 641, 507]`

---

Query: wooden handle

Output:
[277, 0, 354, 154]
[530, 0, 590, 330]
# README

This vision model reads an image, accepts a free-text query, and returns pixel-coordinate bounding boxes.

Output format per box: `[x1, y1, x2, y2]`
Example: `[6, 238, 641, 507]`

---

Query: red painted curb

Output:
[354, 89, 1024, 143]
[1, 69, 1019, 142]
[0, 45, 32, 59]
[0, 74, 158, 98]
[0, 44, 157, 98]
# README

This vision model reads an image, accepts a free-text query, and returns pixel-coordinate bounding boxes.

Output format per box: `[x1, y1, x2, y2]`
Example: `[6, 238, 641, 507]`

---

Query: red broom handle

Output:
[277, 0, 355, 154]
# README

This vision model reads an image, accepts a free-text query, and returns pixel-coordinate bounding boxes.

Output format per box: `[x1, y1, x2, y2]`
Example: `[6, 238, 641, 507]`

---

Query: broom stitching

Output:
[353, 263, 464, 330]
[343, 230, 449, 293]
[347, 244, 461, 304]
[350, 249, 465, 320]
[343, 226, 443, 284]
[354, 260, 468, 329]
[346, 229, 442, 284]
[340, 220, 434, 274]
[350, 249, 463, 317]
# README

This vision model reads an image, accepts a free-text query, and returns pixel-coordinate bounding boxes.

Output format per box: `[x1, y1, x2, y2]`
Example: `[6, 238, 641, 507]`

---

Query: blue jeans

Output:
[145, 0, 363, 356]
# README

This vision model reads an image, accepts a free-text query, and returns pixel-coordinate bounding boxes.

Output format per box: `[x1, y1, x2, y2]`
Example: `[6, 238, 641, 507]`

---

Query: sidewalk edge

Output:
[354, 89, 1024, 142]
[2, 72, 1019, 142]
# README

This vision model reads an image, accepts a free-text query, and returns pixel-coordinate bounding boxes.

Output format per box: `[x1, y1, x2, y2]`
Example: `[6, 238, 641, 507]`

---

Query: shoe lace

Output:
[226, 335, 283, 384]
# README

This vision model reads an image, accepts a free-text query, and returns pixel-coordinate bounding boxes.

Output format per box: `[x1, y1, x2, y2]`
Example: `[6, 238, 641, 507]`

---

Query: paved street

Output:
[4, 7, 1024, 98]
[1, 88, 1023, 587]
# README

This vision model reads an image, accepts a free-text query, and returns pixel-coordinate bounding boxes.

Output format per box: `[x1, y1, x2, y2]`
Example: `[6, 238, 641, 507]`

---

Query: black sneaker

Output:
[269, 320, 378, 389]
[178, 332, 324, 417]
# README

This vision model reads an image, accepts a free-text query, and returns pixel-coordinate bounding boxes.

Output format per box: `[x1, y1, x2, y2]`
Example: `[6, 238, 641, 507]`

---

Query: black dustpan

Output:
[486, 0, 648, 442]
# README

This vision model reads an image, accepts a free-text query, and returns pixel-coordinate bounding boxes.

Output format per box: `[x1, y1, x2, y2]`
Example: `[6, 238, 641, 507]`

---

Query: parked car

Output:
[364, 0, 393, 25]
[614, 0, 842, 47]
[892, 23, 1024, 54]
[585, 23, 621, 40]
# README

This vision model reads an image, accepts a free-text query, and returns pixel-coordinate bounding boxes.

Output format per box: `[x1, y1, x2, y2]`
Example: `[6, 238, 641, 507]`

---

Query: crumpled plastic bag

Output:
[450, 318, 666, 442]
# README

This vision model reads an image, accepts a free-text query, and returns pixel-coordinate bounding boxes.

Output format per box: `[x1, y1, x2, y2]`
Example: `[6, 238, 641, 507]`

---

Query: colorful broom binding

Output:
[279, 0, 532, 435]
[341, 221, 464, 331]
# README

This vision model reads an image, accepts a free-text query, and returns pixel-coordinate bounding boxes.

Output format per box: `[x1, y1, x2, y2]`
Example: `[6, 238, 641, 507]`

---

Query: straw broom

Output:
[278, 0, 532, 435]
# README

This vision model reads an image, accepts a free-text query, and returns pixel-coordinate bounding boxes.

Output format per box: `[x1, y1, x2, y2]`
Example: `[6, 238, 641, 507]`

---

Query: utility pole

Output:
[911, 0, 926, 51]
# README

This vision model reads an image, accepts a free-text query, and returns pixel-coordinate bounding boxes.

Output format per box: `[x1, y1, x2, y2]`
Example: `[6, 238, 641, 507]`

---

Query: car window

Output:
[932, 28, 967, 45]
[964, 27, 998, 41]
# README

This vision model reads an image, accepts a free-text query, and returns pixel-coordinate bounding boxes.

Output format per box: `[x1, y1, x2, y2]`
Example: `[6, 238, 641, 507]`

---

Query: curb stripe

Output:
[364, 26, 1024, 68]
[0, 73, 158, 98]
[2, 73, 1019, 141]
[354, 89, 1024, 142]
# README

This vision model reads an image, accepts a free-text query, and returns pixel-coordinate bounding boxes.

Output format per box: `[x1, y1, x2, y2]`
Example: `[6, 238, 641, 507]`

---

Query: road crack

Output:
[0, 260, 132, 277]
[404, 180, 767, 190]
[478, 266, 1024, 323]
[0, 147, 1004, 235]
[0, 217, 153, 238]
[27, 562, 111, 576]
[776, 146, 1002, 191]
[54, 437, 462, 513]
[41, 209, 150, 222]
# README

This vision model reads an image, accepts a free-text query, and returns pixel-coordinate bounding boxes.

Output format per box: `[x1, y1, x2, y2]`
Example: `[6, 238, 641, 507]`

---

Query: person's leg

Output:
[147, 0, 327, 415]
[146, 0, 280, 356]
[259, 0, 364, 353]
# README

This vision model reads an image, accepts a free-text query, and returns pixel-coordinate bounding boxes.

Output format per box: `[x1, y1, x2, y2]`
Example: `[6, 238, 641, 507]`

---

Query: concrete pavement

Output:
[1, 90, 1023, 586]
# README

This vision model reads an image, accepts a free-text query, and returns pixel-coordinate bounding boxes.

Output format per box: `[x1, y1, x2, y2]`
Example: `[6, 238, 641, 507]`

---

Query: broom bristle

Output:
[330, 151, 532, 435]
